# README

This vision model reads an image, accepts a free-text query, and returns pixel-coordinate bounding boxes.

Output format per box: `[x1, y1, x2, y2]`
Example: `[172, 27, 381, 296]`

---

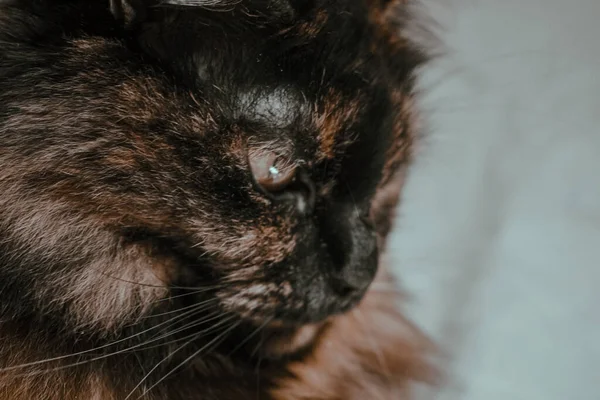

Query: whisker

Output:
[138, 319, 243, 399]
[226, 316, 273, 357]
[125, 341, 194, 399]
[145, 310, 225, 343]
[123, 320, 212, 400]
[90, 268, 172, 289]
[148, 283, 233, 305]
[136, 297, 218, 321]
[249, 327, 270, 359]
[88, 264, 229, 291]
[8, 310, 232, 379]
[133, 313, 236, 353]
[0, 303, 209, 373]
[162, 282, 228, 291]
[255, 351, 264, 400]
[149, 288, 215, 306]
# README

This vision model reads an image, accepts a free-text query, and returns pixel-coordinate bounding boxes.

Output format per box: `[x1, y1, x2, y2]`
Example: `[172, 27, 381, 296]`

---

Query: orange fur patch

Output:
[314, 90, 363, 161]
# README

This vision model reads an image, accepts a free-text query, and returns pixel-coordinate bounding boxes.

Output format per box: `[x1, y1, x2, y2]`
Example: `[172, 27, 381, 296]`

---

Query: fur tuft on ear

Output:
[110, 0, 296, 28]
[158, 0, 239, 5]
[159, 0, 295, 18]
[109, 0, 148, 27]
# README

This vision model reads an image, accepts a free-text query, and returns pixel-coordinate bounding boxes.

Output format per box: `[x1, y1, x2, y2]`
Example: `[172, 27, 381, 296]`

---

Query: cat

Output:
[0, 0, 434, 398]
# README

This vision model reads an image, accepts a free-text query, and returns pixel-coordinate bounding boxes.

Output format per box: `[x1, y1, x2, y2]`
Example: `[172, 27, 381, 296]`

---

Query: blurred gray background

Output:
[388, 0, 600, 399]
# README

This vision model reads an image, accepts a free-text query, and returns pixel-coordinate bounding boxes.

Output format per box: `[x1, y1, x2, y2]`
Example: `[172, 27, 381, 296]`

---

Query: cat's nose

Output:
[331, 242, 378, 296]
[322, 207, 378, 297]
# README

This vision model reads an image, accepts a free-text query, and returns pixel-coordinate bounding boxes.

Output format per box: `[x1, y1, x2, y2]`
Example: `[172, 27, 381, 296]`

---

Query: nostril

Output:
[330, 246, 378, 297]
[320, 204, 379, 298]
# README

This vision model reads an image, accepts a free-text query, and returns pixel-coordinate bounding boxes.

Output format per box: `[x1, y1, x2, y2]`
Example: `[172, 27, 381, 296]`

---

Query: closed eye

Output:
[248, 149, 297, 194]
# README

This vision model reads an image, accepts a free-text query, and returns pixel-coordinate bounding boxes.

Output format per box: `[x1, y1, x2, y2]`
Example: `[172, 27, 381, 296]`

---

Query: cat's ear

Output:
[109, 0, 149, 27]
[161, 1, 296, 21]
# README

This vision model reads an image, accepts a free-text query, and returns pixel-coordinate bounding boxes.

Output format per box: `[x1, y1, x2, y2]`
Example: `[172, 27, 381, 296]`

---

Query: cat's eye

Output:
[247, 148, 316, 213]
[248, 150, 297, 193]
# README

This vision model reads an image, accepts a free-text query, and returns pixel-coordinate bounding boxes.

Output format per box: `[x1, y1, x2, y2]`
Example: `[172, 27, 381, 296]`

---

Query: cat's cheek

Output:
[188, 220, 297, 268]
[60, 243, 173, 332]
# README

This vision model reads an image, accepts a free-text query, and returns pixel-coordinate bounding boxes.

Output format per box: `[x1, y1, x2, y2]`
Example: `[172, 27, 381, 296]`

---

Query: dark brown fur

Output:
[0, 0, 433, 399]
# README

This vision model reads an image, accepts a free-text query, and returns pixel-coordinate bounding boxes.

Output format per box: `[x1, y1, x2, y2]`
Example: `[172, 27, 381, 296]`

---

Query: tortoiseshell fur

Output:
[0, 0, 432, 399]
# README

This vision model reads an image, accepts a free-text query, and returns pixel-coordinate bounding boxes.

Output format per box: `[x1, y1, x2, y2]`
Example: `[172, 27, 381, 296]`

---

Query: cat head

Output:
[0, 0, 423, 339]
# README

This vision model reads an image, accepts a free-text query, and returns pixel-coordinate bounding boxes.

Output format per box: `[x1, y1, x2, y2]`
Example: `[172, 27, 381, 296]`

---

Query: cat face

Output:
[0, 0, 422, 337]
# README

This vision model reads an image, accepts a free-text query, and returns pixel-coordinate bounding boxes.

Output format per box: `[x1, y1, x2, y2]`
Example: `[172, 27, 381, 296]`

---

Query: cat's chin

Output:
[238, 293, 368, 360]
[232, 293, 365, 336]
[257, 322, 327, 360]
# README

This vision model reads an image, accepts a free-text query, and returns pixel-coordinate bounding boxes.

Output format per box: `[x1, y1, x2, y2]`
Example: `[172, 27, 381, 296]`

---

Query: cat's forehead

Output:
[236, 87, 308, 129]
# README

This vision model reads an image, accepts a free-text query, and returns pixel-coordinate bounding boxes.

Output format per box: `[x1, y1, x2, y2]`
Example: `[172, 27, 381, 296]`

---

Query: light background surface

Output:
[389, 1, 600, 399]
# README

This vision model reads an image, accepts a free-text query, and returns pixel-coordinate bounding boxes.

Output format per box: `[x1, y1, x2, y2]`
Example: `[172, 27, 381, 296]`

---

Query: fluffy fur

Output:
[0, 0, 433, 398]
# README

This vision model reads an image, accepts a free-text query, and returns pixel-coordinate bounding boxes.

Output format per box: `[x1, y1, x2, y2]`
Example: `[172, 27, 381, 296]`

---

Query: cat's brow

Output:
[237, 87, 307, 128]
